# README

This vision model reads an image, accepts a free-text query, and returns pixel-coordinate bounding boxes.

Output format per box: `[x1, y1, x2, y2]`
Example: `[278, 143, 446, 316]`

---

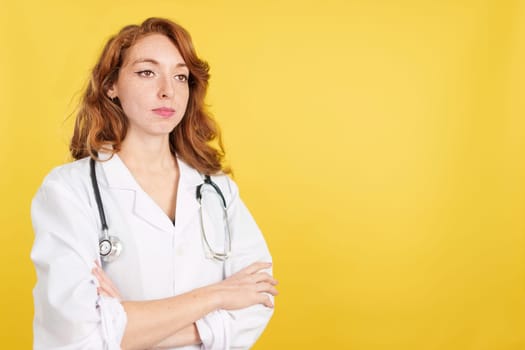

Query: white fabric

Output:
[31, 154, 274, 349]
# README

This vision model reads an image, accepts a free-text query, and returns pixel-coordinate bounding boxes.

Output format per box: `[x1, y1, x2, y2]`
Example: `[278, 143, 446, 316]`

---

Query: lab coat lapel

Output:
[133, 191, 175, 233]
[174, 158, 201, 234]
[101, 153, 175, 233]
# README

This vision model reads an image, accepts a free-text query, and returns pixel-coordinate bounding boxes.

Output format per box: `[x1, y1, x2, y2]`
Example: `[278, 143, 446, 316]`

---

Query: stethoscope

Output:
[90, 158, 232, 263]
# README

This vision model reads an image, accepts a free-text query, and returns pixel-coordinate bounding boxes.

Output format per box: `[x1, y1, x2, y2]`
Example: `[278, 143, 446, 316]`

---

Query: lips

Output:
[152, 107, 175, 118]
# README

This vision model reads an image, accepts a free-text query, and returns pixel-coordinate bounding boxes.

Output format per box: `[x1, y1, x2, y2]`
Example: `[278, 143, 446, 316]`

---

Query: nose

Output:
[157, 76, 174, 99]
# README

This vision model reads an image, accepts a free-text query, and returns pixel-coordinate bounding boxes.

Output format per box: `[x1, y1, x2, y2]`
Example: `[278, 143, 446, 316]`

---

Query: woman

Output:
[31, 17, 277, 350]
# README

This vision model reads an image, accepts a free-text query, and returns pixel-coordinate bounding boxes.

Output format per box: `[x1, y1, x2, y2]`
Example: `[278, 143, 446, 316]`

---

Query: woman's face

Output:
[108, 33, 190, 138]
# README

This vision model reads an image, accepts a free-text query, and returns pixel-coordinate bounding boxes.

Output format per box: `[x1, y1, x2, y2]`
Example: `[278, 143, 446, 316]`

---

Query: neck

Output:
[118, 132, 175, 172]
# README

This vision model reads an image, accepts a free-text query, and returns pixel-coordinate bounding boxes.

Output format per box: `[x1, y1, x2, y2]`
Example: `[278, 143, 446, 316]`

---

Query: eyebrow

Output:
[131, 58, 187, 68]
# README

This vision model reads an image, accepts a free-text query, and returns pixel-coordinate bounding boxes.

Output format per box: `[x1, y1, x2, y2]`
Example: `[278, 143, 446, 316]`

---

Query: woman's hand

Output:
[92, 261, 122, 300]
[209, 262, 278, 310]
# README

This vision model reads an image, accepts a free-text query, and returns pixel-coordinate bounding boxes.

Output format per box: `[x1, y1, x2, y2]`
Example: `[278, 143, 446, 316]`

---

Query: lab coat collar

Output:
[99, 152, 203, 190]
[99, 152, 203, 234]
[98, 152, 140, 191]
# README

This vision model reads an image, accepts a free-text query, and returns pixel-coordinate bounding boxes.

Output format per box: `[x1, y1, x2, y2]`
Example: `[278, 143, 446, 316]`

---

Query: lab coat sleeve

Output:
[30, 175, 127, 350]
[195, 178, 274, 350]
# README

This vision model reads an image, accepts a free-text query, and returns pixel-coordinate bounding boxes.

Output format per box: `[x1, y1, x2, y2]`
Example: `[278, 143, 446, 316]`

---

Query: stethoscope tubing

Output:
[90, 157, 232, 262]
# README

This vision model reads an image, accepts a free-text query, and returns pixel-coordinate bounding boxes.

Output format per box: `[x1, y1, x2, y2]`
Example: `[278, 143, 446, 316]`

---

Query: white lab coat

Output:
[30, 153, 274, 350]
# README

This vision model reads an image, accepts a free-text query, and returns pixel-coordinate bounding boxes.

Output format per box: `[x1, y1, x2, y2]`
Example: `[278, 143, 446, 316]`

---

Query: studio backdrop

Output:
[1, 0, 525, 349]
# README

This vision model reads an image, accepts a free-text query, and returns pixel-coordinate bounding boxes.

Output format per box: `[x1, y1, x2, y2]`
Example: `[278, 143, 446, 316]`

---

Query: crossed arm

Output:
[93, 261, 278, 350]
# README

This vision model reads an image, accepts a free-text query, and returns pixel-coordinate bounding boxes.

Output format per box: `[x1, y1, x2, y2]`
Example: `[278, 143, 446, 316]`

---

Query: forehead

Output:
[123, 33, 186, 66]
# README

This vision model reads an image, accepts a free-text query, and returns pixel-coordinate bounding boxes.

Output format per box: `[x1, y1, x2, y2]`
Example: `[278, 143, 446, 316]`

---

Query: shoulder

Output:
[34, 157, 93, 202]
[40, 157, 90, 184]
[210, 173, 239, 198]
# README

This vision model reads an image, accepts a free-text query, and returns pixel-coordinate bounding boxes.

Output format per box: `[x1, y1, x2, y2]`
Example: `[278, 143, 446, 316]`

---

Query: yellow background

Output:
[1, 0, 525, 349]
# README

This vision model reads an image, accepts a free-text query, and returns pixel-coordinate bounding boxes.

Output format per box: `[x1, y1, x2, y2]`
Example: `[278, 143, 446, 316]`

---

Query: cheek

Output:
[184, 90, 191, 106]
[119, 96, 139, 117]
[118, 85, 144, 115]
[179, 85, 190, 102]
[119, 81, 144, 101]
[176, 87, 190, 113]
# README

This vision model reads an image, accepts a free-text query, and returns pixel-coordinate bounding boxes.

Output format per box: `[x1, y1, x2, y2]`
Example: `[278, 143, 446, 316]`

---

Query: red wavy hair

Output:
[70, 17, 229, 175]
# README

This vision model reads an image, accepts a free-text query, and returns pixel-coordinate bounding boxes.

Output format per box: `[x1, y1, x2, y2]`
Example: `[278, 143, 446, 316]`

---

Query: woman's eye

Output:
[136, 70, 155, 78]
[175, 74, 188, 82]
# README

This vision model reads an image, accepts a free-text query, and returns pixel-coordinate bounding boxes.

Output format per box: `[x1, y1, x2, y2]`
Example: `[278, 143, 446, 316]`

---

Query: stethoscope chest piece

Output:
[99, 229, 122, 263]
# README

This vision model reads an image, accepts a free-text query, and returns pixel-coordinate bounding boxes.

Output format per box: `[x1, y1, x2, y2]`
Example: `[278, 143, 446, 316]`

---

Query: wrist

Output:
[198, 284, 223, 310]
[182, 323, 201, 346]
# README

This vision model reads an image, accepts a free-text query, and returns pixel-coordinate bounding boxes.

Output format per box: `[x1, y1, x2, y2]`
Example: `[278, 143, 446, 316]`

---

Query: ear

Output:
[107, 84, 118, 99]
